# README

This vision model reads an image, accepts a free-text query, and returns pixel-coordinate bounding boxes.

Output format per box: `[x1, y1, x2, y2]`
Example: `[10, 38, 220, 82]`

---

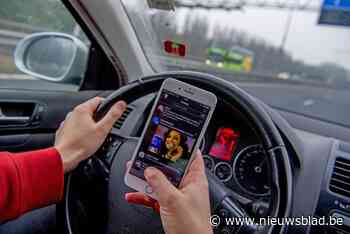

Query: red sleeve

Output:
[0, 148, 64, 222]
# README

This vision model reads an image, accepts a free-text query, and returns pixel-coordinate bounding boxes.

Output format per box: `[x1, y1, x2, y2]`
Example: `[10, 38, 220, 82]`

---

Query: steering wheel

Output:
[64, 71, 293, 234]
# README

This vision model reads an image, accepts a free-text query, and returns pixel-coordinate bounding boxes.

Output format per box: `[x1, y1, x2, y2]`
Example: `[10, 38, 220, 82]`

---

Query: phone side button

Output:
[145, 185, 154, 194]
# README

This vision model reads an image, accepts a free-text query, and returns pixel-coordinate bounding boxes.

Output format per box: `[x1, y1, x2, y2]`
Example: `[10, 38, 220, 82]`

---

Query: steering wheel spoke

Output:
[95, 133, 129, 166]
[207, 171, 266, 233]
[78, 134, 133, 185]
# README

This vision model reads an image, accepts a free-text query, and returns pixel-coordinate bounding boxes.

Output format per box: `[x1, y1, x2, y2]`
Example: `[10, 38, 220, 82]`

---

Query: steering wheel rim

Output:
[65, 71, 293, 234]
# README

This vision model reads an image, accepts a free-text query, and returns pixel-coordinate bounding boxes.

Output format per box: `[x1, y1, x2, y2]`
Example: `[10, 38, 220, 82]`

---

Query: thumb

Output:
[97, 101, 127, 132]
[187, 150, 206, 178]
[144, 167, 181, 206]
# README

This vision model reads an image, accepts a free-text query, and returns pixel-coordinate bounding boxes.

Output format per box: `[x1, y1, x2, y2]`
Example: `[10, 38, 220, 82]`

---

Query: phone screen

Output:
[129, 89, 211, 186]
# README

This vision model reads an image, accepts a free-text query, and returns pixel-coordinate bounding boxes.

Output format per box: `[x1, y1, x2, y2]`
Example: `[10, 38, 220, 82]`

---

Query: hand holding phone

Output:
[125, 78, 217, 200]
[125, 151, 213, 234]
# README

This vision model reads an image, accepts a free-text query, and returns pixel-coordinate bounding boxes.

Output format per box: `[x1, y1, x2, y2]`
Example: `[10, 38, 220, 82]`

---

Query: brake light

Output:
[163, 40, 186, 57]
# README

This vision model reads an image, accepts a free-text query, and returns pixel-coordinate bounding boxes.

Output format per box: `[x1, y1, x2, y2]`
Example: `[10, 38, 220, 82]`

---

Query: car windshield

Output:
[121, 0, 350, 126]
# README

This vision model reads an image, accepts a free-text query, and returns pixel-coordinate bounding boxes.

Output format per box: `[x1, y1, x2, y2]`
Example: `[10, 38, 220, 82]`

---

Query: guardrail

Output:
[0, 19, 43, 76]
[0, 29, 28, 47]
[0, 19, 48, 53]
[0, 73, 32, 80]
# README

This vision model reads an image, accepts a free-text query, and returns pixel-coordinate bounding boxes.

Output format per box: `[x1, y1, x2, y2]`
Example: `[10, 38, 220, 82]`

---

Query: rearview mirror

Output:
[14, 32, 88, 84]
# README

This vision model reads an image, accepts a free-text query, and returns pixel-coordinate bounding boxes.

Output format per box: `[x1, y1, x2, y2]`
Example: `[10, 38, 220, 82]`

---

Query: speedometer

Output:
[233, 145, 270, 196]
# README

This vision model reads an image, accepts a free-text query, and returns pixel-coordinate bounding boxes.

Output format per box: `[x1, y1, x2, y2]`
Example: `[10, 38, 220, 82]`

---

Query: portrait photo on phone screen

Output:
[129, 89, 210, 186]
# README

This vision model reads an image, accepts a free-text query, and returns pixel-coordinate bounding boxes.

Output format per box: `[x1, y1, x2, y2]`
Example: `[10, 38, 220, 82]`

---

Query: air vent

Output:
[329, 157, 350, 198]
[114, 107, 133, 129]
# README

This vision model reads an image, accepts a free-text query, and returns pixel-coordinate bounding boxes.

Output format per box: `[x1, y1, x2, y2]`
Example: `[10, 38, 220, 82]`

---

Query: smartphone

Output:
[124, 78, 217, 200]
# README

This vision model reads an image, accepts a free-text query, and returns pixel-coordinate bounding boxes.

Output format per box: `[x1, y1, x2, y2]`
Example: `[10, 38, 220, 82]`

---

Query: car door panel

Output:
[0, 133, 55, 152]
[0, 89, 104, 152]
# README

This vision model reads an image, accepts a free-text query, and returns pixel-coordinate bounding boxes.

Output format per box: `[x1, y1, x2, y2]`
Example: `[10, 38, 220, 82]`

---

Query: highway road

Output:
[1, 68, 350, 129]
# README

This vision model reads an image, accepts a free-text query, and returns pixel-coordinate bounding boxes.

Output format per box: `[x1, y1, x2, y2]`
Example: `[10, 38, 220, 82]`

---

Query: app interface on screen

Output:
[130, 89, 210, 186]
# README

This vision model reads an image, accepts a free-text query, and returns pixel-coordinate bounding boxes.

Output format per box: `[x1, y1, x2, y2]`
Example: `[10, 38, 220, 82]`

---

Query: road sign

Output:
[323, 0, 350, 9]
[319, 0, 350, 26]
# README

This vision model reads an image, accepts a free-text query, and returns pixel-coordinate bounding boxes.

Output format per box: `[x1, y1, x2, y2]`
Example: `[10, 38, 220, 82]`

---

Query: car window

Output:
[122, 0, 350, 87]
[0, 0, 90, 91]
[121, 0, 350, 127]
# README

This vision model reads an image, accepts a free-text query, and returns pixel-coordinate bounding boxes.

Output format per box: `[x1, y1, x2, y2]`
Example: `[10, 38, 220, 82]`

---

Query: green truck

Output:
[206, 47, 254, 72]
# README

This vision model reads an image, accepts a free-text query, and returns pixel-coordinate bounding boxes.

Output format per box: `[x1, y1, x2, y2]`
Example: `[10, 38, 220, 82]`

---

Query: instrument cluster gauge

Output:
[203, 155, 215, 172]
[233, 145, 271, 196]
[214, 162, 233, 182]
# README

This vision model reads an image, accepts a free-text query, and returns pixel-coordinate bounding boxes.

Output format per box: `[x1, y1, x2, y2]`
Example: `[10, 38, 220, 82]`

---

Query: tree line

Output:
[0, 0, 76, 33]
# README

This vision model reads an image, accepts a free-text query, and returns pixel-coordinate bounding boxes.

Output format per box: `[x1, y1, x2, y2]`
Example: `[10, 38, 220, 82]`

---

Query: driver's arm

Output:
[0, 148, 63, 222]
[0, 97, 126, 223]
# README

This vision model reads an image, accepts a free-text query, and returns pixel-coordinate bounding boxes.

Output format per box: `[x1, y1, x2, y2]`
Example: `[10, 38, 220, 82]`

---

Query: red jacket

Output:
[0, 148, 64, 222]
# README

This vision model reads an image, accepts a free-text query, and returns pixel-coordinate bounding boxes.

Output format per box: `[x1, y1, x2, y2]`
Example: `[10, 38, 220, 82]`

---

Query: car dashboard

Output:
[103, 83, 350, 234]
[200, 102, 271, 202]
